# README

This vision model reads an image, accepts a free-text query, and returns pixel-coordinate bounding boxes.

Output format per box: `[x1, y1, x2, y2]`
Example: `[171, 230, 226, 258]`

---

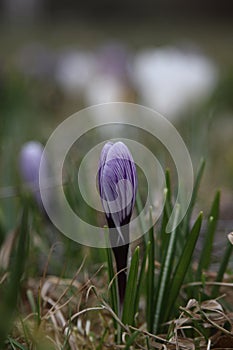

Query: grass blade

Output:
[122, 246, 140, 326]
[0, 208, 5, 247]
[8, 337, 28, 350]
[182, 159, 205, 234]
[161, 170, 172, 233]
[134, 241, 148, 321]
[146, 208, 155, 332]
[105, 246, 119, 320]
[197, 191, 220, 278]
[136, 192, 147, 247]
[0, 206, 29, 347]
[157, 170, 173, 263]
[211, 233, 233, 298]
[104, 226, 119, 323]
[153, 204, 180, 333]
[124, 331, 140, 349]
[163, 212, 203, 324]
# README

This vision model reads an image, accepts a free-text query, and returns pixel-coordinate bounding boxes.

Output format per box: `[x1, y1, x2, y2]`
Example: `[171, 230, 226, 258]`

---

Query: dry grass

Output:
[3, 264, 232, 350]
[1, 235, 232, 349]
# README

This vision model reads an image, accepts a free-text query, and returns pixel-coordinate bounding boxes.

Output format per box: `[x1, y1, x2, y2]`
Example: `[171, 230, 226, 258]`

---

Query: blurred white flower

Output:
[84, 75, 126, 105]
[131, 46, 218, 120]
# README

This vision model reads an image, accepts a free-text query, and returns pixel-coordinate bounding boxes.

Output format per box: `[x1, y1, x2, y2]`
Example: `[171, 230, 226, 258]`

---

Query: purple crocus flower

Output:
[19, 141, 45, 208]
[98, 141, 137, 304]
[98, 141, 137, 232]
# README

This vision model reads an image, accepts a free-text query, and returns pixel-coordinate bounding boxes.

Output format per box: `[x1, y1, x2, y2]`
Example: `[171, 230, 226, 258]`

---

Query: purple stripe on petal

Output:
[98, 141, 113, 198]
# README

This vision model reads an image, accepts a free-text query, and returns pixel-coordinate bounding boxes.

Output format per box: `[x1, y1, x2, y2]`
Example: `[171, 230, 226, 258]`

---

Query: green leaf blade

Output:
[164, 212, 203, 323]
[122, 246, 140, 326]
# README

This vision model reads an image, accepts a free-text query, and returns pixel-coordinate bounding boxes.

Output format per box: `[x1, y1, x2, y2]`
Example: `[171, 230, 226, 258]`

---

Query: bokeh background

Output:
[0, 0, 232, 235]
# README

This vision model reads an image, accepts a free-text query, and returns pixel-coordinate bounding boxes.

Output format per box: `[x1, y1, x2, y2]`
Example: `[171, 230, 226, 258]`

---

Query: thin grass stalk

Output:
[176, 160, 205, 290]
[197, 191, 220, 279]
[0, 206, 29, 347]
[0, 209, 5, 247]
[182, 158, 205, 234]
[136, 192, 147, 248]
[146, 208, 155, 332]
[8, 337, 27, 350]
[122, 246, 140, 326]
[163, 212, 203, 324]
[175, 160, 205, 265]
[124, 331, 140, 349]
[211, 238, 233, 298]
[161, 170, 172, 232]
[158, 170, 173, 263]
[134, 242, 148, 321]
[153, 204, 180, 334]
[104, 228, 119, 326]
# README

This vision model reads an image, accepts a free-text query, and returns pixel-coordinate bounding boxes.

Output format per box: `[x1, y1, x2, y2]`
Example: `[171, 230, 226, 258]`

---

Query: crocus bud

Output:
[98, 141, 137, 235]
[98, 141, 137, 305]
[19, 141, 45, 208]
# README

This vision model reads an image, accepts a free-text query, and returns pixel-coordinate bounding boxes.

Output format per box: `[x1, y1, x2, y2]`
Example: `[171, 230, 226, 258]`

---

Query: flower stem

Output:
[112, 243, 129, 306]
[109, 225, 129, 307]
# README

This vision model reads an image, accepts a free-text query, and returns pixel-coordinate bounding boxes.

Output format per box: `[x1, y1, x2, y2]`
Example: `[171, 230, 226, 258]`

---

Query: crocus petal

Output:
[98, 141, 137, 230]
[98, 141, 113, 198]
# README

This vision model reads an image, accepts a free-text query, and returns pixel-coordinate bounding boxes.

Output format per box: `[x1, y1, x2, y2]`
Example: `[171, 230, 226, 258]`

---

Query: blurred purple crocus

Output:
[19, 141, 45, 208]
[98, 141, 137, 304]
